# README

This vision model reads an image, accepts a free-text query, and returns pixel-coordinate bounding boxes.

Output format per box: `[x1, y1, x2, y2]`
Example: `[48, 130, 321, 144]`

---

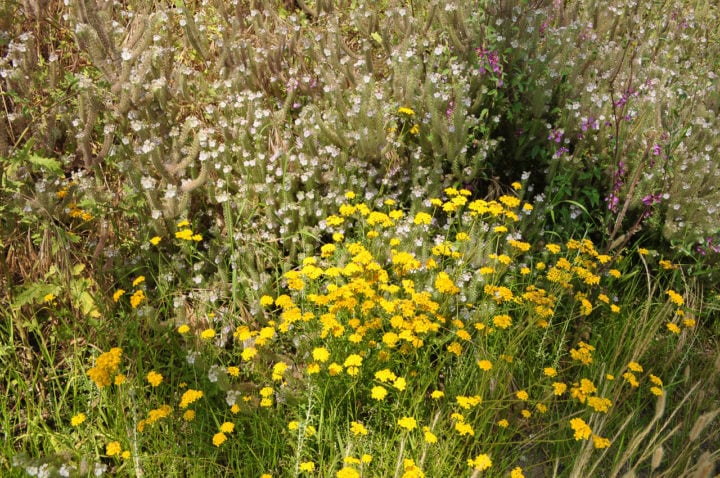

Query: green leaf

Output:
[70, 278, 101, 318]
[12, 283, 62, 310]
[370, 32, 383, 46]
[27, 154, 63, 175]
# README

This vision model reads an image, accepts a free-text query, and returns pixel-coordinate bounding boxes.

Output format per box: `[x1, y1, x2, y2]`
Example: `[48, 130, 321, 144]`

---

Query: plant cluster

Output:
[2, 0, 720, 477]
[10, 187, 718, 477]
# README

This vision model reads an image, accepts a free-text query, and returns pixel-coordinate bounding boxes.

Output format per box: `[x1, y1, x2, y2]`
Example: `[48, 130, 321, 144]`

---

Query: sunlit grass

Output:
[5, 186, 716, 477]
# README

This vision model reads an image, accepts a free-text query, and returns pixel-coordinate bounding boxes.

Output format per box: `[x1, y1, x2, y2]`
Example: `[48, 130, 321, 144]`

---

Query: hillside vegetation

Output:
[1, 1, 719, 477]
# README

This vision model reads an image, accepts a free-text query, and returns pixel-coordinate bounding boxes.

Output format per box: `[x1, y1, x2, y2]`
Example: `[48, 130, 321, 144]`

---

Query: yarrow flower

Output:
[350, 421, 368, 436]
[87, 347, 123, 388]
[477, 359, 493, 371]
[570, 417, 592, 440]
[70, 413, 86, 426]
[179, 389, 204, 408]
[371, 386, 387, 401]
[212, 432, 227, 447]
[105, 441, 122, 457]
[467, 454, 492, 471]
[146, 371, 163, 387]
[130, 289, 145, 308]
[397, 416, 417, 431]
[113, 289, 125, 302]
[666, 289, 684, 306]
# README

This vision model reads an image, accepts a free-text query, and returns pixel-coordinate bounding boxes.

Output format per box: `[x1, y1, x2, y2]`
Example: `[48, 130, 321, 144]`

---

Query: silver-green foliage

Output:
[490, 0, 719, 245]
[5, 0, 501, 296]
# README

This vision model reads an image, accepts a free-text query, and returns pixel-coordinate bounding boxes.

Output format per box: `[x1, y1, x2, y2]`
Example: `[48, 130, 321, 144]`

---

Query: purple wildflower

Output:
[605, 161, 627, 213]
[555, 146, 569, 158]
[548, 129, 564, 143]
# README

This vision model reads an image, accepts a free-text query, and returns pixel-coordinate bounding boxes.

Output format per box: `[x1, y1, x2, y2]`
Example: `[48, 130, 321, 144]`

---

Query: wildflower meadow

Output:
[1, 0, 719, 477]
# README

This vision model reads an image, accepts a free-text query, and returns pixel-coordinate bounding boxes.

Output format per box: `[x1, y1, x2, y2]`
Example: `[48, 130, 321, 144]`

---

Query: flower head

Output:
[397, 416, 417, 431]
[146, 371, 163, 387]
[570, 417, 592, 440]
[70, 413, 86, 427]
[467, 454, 492, 471]
[212, 432, 227, 447]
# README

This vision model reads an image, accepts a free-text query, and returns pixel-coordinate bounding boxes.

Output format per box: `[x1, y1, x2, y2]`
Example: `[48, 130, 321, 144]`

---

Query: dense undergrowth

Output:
[1, 0, 719, 477]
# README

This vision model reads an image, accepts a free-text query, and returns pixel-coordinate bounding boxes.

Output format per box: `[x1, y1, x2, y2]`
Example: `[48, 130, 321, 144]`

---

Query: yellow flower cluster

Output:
[142, 187, 679, 474]
[569, 342, 595, 365]
[569, 417, 592, 440]
[213, 421, 235, 447]
[467, 454, 492, 471]
[87, 347, 123, 388]
[138, 404, 172, 432]
[175, 220, 202, 242]
[179, 389, 204, 409]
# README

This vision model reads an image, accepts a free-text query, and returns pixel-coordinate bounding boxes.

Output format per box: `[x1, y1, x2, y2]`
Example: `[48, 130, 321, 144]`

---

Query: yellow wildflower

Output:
[570, 417, 592, 440]
[70, 413, 86, 426]
[397, 416, 417, 431]
[593, 435, 611, 449]
[553, 382, 567, 396]
[129, 289, 145, 308]
[146, 371, 163, 387]
[212, 432, 227, 447]
[106, 441, 122, 456]
[467, 454, 492, 471]
[371, 386, 388, 401]
[299, 462, 315, 472]
[350, 421, 368, 436]
[477, 360, 493, 371]
[113, 289, 125, 302]
[179, 389, 204, 408]
[413, 212, 432, 225]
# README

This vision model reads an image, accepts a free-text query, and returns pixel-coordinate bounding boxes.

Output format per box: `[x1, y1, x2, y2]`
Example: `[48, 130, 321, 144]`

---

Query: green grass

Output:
[2, 191, 718, 477]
